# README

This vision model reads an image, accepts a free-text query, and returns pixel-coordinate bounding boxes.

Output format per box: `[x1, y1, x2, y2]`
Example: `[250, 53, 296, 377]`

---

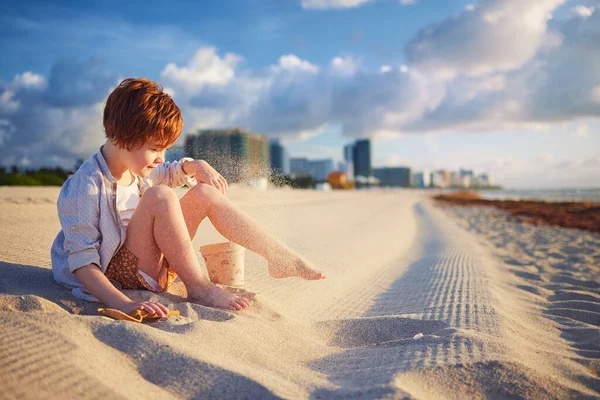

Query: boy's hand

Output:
[184, 160, 228, 195]
[119, 300, 169, 318]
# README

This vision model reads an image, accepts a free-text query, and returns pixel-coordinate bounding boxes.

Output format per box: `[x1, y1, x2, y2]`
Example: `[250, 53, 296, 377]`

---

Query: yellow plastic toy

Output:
[98, 307, 180, 323]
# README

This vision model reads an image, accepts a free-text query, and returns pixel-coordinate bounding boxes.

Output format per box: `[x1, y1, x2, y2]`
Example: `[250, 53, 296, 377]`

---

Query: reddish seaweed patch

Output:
[433, 192, 600, 233]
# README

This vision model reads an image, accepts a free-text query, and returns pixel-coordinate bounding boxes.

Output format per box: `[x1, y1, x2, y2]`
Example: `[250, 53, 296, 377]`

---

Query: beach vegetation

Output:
[0, 165, 70, 186]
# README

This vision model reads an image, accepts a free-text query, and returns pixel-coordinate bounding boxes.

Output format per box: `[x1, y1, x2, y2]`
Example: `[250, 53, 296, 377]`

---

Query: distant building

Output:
[460, 169, 474, 178]
[343, 144, 355, 178]
[185, 128, 269, 182]
[165, 146, 184, 162]
[433, 169, 452, 188]
[352, 139, 372, 179]
[289, 158, 311, 177]
[477, 173, 492, 187]
[374, 167, 411, 187]
[289, 158, 335, 181]
[269, 139, 289, 175]
[337, 161, 350, 174]
[451, 171, 462, 187]
[309, 159, 334, 181]
[413, 170, 431, 188]
[459, 168, 474, 187]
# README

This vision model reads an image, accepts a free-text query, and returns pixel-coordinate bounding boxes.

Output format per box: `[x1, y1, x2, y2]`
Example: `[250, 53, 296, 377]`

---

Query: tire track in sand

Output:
[311, 201, 502, 396]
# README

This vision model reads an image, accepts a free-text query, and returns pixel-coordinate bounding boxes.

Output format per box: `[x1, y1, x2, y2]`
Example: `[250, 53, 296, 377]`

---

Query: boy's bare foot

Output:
[187, 282, 252, 311]
[268, 256, 327, 280]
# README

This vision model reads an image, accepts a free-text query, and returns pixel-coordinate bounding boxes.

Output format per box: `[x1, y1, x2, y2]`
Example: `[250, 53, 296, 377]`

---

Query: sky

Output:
[1, 0, 599, 188]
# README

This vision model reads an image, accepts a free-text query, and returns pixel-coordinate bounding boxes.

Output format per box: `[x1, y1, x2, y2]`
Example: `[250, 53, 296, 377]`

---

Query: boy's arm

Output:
[74, 265, 168, 316]
[148, 158, 197, 188]
[74, 264, 132, 309]
[58, 176, 103, 272]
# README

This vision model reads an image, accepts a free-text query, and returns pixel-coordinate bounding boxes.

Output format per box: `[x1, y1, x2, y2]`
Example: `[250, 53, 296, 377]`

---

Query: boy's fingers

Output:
[143, 302, 163, 315]
[140, 304, 155, 314]
[151, 302, 168, 317]
[210, 179, 222, 194]
[156, 303, 169, 314]
[216, 180, 225, 195]
[220, 177, 228, 193]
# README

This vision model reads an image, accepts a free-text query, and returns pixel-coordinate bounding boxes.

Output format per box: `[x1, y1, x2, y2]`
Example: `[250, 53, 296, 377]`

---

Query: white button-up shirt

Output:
[51, 145, 197, 301]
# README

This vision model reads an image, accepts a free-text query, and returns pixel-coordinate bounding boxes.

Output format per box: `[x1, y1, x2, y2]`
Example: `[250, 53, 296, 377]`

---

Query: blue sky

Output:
[1, 0, 599, 188]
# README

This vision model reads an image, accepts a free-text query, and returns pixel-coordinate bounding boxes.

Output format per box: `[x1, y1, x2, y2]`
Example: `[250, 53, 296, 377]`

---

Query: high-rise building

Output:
[184, 128, 269, 182]
[269, 139, 289, 175]
[352, 139, 372, 179]
[343, 144, 354, 178]
[373, 167, 411, 187]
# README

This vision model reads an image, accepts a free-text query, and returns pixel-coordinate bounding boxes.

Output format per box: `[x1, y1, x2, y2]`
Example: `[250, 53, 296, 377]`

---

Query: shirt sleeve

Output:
[57, 175, 102, 273]
[147, 157, 198, 188]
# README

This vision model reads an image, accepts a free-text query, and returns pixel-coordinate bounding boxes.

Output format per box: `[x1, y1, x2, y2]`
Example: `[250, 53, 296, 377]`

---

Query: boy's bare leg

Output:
[179, 183, 326, 280]
[123, 185, 251, 310]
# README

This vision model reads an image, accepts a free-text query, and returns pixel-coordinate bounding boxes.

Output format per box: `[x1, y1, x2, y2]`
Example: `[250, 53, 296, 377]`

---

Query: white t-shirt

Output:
[116, 174, 140, 229]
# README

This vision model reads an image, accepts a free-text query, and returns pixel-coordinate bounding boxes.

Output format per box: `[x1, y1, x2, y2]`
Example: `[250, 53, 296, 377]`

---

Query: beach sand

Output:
[1, 186, 599, 399]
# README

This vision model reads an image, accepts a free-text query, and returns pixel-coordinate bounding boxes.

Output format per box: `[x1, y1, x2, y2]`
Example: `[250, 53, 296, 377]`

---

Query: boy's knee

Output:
[191, 183, 222, 204]
[144, 186, 179, 207]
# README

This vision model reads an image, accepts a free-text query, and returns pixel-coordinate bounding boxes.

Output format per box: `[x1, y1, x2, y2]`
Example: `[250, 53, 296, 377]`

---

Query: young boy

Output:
[51, 78, 326, 316]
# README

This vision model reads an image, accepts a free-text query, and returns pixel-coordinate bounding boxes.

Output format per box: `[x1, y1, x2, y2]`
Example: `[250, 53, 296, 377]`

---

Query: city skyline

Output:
[1, 1, 599, 189]
[170, 137, 496, 188]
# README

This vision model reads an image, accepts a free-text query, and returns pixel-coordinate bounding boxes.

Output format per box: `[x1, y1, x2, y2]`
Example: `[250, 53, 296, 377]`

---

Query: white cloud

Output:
[161, 48, 242, 94]
[569, 124, 591, 138]
[0, 90, 19, 113]
[465, 4, 476, 12]
[380, 65, 392, 73]
[0, 60, 115, 169]
[282, 124, 331, 142]
[13, 72, 47, 89]
[272, 54, 319, 74]
[406, 0, 565, 79]
[0, 119, 16, 146]
[330, 56, 360, 76]
[163, 86, 176, 97]
[571, 5, 595, 18]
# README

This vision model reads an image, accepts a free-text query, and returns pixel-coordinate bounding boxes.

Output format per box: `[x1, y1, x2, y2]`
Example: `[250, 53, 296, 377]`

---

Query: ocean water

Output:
[474, 188, 600, 203]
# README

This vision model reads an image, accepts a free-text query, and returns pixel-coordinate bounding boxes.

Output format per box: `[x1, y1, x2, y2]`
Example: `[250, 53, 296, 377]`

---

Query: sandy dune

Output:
[1, 186, 599, 399]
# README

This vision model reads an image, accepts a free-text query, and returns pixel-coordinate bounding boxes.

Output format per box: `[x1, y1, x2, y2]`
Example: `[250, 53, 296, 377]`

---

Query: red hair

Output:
[103, 78, 183, 150]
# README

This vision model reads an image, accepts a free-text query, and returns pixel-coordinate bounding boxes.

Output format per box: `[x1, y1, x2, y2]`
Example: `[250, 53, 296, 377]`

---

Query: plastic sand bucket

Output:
[200, 241, 245, 286]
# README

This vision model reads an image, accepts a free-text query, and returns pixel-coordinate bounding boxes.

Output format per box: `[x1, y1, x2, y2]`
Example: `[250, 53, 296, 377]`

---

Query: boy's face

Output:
[124, 142, 167, 177]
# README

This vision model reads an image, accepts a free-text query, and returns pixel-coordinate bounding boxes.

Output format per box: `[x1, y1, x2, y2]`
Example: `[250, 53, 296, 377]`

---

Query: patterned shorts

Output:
[105, 246, 177, 292]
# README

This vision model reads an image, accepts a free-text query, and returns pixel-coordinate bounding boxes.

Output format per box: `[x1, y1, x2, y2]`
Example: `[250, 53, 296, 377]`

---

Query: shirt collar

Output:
[95, 145, 117, 184]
